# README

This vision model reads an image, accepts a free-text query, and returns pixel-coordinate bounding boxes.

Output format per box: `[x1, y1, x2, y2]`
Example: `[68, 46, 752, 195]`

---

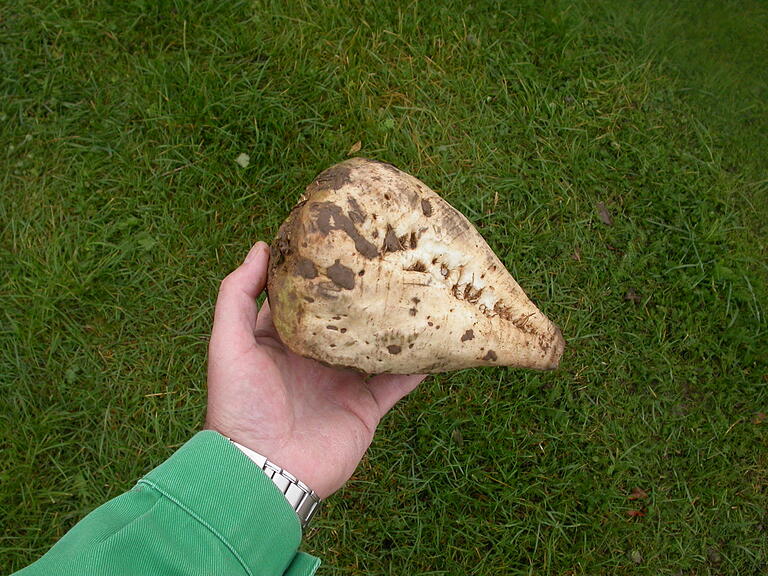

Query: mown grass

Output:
[2, 0, 766, 574]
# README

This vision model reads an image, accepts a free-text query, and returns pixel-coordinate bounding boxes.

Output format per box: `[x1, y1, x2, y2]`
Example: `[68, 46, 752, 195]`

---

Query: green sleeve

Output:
[14, 430, 321, 576]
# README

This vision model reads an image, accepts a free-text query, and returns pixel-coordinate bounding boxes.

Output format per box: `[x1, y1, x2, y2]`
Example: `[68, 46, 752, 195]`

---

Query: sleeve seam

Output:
[137, 478, 253, 576]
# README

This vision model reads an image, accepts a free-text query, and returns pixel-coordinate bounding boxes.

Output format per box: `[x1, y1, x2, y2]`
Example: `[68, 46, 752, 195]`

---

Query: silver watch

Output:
[230, 439, 322, 529]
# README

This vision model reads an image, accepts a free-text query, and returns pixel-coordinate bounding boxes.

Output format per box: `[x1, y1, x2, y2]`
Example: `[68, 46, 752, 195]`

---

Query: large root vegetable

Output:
[267, 158, 565, 374]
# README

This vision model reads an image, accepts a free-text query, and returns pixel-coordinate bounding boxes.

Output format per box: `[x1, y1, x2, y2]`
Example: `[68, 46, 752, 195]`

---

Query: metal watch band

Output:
[230, 439, 322, 529]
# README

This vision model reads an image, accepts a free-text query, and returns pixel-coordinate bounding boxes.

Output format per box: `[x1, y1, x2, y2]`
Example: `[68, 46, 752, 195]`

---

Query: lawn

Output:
[1, 0, 766, 574]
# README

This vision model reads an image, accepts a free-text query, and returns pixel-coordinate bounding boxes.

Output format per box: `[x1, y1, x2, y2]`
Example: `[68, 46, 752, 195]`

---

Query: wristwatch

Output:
[230, 439, 322, 529]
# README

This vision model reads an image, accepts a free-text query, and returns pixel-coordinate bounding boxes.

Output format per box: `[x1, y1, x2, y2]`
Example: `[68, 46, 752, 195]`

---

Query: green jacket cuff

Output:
[139, 430, 319, 575]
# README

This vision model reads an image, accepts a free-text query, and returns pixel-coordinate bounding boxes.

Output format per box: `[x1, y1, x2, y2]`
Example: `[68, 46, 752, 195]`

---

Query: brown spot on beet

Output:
[408, 261, 427, 272]
[327, 260, 355, 290]
[347, 197, 366, 224]
[295, 258, 318, 279]
[387, 344, 402, 354]
[303, 296, 315, 303]
[421, 198, 433, 217]
[383, 225, 402, 252]
[358, 269, 365, 276]
[492, 304, 536, 334]
[409, 231, 418, 249]
[461, 329, 475, 342]
[466, 286, 483, 304]
[314, 163, 353, 190]
[326, 325, 339, 331]
[312, 202, 378, 259]
[274, 226, 291, 265]
[409, 308, 417, 316]
[483, 350, 498, 362]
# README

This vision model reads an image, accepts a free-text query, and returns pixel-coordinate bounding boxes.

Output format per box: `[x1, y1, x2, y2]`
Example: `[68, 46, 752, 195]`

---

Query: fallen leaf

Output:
[624, 288, 641, 304]
[572, 248, 581, 262]
[753, 412, 766, 425]
[627, 509, 646, 518]
[597, 201, 613, 226]
[451, 427, 464, 447]
[347, 140, 362, 155]
[628, 487, 648, 500]
[235, 153, 250, 168]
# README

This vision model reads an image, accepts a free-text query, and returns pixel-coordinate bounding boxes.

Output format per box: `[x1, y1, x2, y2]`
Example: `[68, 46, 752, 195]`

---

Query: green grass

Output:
[2, 0, 766, 574]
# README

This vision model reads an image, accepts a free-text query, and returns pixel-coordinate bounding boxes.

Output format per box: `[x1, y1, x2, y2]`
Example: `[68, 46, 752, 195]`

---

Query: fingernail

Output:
[244, 242, 265, 264]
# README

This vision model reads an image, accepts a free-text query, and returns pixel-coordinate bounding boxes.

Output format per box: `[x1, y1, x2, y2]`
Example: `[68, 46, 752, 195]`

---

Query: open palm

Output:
[205, 242, 425, 499]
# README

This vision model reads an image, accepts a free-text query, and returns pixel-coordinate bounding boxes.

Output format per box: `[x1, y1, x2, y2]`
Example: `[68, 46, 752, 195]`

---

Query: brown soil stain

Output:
[383, 225, 402, 252]
[327, 259, 355, 290]
[314, 163, 353, 190]
[312, 201, 378, 259]
[295, 258, 318, 279]
[483, 350, 497, 361]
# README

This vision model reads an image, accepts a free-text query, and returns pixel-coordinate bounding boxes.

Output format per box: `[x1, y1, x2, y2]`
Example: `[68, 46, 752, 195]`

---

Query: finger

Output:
[212, 242, 270, 340]
[365, 373, 427, 416]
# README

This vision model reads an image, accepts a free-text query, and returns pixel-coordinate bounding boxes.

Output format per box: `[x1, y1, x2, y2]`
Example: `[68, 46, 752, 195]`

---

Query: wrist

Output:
[228, 437, 322, 529]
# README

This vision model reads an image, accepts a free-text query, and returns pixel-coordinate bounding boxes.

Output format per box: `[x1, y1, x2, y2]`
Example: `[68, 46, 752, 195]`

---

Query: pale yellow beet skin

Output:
[267, 158, 565, 374]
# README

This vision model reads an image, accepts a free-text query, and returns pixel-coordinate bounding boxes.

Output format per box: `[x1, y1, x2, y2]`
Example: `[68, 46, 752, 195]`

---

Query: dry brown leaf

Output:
[624, 288, 641, 304]
[597, 201, 613, 226]
[572, 248, 581, 262]
[347, 140, 362, 155]
[627, 509, 646, 518]
[628, 487, 648, 500]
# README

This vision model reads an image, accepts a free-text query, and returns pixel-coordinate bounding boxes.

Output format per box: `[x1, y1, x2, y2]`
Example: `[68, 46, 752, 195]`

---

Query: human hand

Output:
[205, 242, 426, 499]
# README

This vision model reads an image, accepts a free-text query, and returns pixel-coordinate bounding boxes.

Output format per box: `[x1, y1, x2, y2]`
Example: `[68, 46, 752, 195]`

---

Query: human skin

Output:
[205, 241, 426, 499]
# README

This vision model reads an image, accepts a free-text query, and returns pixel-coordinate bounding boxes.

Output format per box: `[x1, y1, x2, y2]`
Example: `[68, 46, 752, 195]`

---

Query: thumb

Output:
[211, 242, 271, 344]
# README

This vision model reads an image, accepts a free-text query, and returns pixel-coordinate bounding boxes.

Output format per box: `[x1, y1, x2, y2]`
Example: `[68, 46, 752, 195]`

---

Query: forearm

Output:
[14, 431, 320, 576]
